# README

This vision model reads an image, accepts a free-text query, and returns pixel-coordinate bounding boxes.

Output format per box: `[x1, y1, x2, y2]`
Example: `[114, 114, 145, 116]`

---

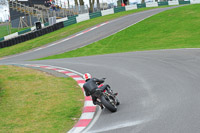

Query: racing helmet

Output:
[83, 73, 92, 81]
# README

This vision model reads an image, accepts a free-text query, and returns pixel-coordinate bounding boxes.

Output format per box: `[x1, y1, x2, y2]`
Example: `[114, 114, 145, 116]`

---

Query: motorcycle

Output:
[93, 80, 120, 112]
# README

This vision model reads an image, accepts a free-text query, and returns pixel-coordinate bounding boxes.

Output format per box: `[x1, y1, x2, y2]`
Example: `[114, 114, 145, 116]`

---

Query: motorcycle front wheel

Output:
[100, 95, 117, 112]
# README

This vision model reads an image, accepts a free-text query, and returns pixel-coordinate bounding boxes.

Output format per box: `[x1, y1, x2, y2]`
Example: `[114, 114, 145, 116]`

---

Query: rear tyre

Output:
[100, 95, 117, 112]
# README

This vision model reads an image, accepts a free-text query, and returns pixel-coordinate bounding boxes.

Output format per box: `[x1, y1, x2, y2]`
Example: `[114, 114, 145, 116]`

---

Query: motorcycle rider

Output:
[83, 73, 113, 109]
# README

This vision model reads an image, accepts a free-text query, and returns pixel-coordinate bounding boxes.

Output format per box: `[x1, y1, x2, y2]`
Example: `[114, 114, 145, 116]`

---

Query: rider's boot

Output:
[100, 104, 104, 109]
[94, 101, 104, 109]
[114, 93, 118, 96]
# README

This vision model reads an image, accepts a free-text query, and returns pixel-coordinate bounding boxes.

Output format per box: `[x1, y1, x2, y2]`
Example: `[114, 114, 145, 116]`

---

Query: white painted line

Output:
[76, 32, 84, 36]
[78, 83, 84, 88]
[80, 112, 95, 119]
[65, 73, 78, 76]
[45, 67, 56, 69]
[56, 69, 66, 72]
[90, 27, 98, 30]
[68, 127, 85, 133]
[88, 120, 147, 133]
[84, 101, 95, 106]
[73, 77, 84, 81]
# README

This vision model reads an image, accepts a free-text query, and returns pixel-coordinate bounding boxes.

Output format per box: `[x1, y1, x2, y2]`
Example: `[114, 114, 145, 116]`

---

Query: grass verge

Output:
[0, 6, 173, 58]
[0, 65, 84, 132]
[38, 4, 200, 60]
[0, 25, 30, 38]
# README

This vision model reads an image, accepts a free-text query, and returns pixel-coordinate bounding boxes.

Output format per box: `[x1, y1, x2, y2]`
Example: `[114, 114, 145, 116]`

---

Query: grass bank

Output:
[0, 25, 29, 38]
[38, 4, 200, 60]
[0, 65, 84, 132]
[0, 6, 173, 58]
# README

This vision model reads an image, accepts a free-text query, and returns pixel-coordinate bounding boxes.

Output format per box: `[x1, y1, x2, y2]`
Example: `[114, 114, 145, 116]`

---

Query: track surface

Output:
[1, 6, 178, 62]
[1, 6, 200, 133]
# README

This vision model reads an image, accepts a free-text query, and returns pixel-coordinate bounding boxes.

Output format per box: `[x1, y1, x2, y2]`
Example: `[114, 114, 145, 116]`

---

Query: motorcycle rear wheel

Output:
[100, 95, 117, 112]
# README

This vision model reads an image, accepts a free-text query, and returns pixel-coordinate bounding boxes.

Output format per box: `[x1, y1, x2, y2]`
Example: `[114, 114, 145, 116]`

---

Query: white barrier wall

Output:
[49, 17, 56, 25]
[168, 1, 179, 5]
[146, 2, 158, 7]
[101, 9, 114, 16]
[31, 26, 36, 31]
[56, 17, 68, 23]
[76, 13, 90, 23]
[125, 5, 137, 11]
[4, 32, 18, 40]
[190, 0, 200, 4]
[41, 24, 45, 28]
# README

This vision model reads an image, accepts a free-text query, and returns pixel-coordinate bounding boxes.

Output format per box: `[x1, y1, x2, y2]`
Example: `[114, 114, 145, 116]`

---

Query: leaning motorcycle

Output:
[94, 82, 120, 112]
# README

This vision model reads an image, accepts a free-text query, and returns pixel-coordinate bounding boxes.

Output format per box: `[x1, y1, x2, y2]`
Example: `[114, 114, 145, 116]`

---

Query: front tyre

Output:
[100, 95, 117, 112]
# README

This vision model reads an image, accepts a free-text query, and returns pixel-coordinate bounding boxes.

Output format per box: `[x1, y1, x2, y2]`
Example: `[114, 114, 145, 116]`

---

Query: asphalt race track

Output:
[1, 6, 200, 133]
[0, 6, 179, 62]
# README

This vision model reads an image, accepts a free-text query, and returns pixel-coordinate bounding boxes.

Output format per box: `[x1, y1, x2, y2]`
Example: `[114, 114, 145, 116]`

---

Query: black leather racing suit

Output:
[83, 78, 105, 105]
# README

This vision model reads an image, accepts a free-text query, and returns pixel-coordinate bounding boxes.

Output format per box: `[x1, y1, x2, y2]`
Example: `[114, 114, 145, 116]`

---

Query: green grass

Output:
[0, 6, 173, 58]
[0, 65, 84, 132]
[38, 4, 200, 60]
[0, 24, 30, 38]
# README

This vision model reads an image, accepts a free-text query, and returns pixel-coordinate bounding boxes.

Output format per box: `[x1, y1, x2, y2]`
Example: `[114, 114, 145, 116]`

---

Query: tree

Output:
[74, 0, 78, 6]
[79, 0, 84, 5]
[97, 0, 100, 10]
[89, 0, 95, 13]
[68, 0, 70, 7]
[79, 0, 85, 13]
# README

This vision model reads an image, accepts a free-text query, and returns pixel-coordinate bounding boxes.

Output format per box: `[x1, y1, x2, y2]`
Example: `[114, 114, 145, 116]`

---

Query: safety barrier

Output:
[68, 15, 78, 20]
[89, 12, 102, 19]
[168, 1, 179, 5]
[63, 18, 77, 27]
[56, 17, 68, 23]
[44, 22, 49, 27]
[101, 9, 114, 16]
[179, 1, 190, 4]
[18, 28, 31, 35]
[76, 13, 90, 23]
[4, 32, 18, 40]
[0, 22, 64, 49]
[158, 1, 169, 6]
[125, 5, 138, 11]
[114, 7, 126, 13]
[146, 2, 159, 7]
[137, 3, 146, 8]
[0, 37, 4, 42]
[190, 0, 200, 4]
